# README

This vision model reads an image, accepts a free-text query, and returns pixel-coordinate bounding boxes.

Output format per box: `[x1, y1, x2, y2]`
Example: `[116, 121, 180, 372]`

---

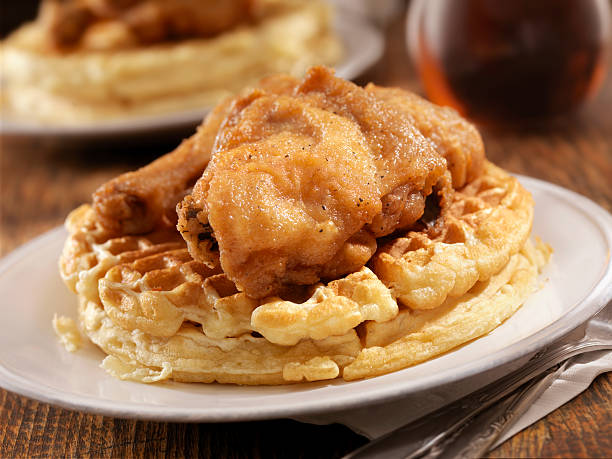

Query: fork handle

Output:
[426, 359, 572, 459]
[343, 339, 606, 459]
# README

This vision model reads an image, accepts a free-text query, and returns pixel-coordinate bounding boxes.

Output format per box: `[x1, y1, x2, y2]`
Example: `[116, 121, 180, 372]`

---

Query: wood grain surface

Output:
[1, 7, 611, 458]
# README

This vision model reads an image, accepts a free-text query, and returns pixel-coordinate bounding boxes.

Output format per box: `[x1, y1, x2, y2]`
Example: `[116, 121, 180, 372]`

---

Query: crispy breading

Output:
[90, 67, 485, 300]
[369, 85, 485, 188]
[178, 67, 455, 298]
[91, 97, 234, 234]
[179, 91, 386, 297]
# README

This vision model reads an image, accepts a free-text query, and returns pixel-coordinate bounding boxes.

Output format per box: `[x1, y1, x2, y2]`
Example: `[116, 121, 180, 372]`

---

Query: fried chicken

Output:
[38, 0, 254, 50]
[178, 91, 386, 297]
[90, 74, 299, 235]
[176, 67, 463, 298]
[369, 86, 484, 188]
[92, 67, 484, 299]
[92, 96, 234, 234]
[38, 0, 95, 49]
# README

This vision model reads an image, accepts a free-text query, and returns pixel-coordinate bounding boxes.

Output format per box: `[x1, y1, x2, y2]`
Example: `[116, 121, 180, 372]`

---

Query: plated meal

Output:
[57, 66, 551, 385]
[0, 0, 341, 124]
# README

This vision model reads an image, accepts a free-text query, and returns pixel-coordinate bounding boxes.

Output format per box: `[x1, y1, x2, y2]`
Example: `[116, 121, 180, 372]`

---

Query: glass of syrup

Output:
[407, 0, 611, 122]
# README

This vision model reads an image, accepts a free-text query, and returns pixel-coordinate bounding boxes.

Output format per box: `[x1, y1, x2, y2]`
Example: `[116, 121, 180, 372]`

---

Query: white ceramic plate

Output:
[0, 176, 611, 422]
[0, 12, 384, 139]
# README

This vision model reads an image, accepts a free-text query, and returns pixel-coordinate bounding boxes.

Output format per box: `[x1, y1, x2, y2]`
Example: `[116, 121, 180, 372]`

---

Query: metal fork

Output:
[425, 357, 574, 458]
[344, 303, 612, 459]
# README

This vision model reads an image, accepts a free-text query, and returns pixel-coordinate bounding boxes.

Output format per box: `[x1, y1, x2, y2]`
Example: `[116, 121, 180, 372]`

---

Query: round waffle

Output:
[59, 174, 549, 385]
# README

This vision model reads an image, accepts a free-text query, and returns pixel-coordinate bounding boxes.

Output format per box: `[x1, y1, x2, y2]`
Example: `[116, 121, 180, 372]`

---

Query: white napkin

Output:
[294, 350, 612, 448]
[491, 350, 612, 447]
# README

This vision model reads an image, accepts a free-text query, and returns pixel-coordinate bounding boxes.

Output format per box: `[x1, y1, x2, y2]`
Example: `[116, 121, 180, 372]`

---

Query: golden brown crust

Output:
[368, 85, 485, 189]
[90, 67, 487, 299]
[91, 97, 234, 234]
[177, 67, 456, 298]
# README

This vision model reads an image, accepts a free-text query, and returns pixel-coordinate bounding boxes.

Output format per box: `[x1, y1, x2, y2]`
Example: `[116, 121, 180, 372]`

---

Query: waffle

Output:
[344, 238, 550, 380]
[1, 0, 342, 123]
[58, 163, 550, 384]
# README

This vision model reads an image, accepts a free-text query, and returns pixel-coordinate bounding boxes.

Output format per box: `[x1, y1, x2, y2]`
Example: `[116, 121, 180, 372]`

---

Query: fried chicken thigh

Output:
[177, 67, 466, 298]
[178, 91, 386, 297]
[369, 86, 484, 188]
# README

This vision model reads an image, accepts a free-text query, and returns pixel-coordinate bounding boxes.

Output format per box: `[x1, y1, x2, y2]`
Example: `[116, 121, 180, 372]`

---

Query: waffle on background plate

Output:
[57, 67, 551, 385]
[1, 0, 341, 124]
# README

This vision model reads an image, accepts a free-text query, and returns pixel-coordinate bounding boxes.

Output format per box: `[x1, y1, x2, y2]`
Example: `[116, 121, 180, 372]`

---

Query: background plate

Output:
[0, 176, 610, 422]
[0, 11, 384, 140]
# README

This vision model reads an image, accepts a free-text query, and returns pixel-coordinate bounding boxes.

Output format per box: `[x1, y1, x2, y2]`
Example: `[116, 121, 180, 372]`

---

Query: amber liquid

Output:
[411, 0, 610, 122]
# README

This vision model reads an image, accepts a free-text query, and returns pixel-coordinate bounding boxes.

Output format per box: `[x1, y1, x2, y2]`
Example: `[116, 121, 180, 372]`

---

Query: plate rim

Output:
[0, 10, 384, 138]
[0, 176, 611, 422]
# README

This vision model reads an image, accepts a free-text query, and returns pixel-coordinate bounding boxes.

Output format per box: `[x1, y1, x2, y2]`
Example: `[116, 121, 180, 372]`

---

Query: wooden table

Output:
[1, 11, 611, 459]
